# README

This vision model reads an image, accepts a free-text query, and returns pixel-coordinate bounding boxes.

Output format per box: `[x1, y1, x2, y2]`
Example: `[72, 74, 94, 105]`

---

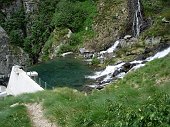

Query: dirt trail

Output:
[26, 103, 58, 127]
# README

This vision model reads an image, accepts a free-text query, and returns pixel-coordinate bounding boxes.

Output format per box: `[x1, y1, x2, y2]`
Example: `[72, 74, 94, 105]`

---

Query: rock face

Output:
[0, 26, 28, 77]
[0, 26, 11, 76]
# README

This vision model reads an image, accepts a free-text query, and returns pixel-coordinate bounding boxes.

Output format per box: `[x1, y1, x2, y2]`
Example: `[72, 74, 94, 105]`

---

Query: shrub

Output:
[52, 0, 88, 32]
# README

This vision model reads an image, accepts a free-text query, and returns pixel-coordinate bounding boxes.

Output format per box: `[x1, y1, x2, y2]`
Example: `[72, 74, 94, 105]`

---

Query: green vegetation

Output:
[1, 6, 26, 47]
[142, 0, 170, 38]
[0, 98, 32, 127]
[42, 0, 97, 59]
[0, 0, 97, 63]
[0, 0, 14, 6]
[91, 56, 100, 65]
[1, 55, 170, 127]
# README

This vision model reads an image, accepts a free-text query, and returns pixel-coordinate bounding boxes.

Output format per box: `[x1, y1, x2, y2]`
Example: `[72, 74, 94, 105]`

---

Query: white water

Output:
[100, 40, 120, 54]
[87, 46, 170, 87]
[146, 47, 170, 61]
[133, 0, 143, 37]
[86, 62, 125, 79]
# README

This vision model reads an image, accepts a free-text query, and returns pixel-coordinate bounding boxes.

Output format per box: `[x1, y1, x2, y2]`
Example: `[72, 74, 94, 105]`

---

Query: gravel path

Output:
[26, 103, 58, 127]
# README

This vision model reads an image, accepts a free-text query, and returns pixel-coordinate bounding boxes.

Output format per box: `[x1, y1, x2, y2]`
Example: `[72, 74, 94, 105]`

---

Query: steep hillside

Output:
[0, 0, 129, 62]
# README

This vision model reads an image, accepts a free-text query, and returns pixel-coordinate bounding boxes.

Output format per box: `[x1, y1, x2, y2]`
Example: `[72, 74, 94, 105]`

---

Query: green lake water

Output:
[29, 57, 93, 89]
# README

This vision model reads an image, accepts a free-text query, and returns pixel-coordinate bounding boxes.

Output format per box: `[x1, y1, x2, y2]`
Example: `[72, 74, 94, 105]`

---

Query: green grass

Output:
[142, 0, 170, 38]
[1, 54, 169, 127]
[0, 97, 32, 127]
[0, 105, 31, 127]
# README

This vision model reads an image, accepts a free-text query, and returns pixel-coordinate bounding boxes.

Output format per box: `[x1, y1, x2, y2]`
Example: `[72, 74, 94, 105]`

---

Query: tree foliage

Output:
[52, 0, 87, 32]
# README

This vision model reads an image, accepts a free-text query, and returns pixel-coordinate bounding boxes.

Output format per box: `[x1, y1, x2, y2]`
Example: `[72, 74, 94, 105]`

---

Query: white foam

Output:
[130, 60, 143, 64]
[87, 62, 125, 79]
[100, 40, 120, 54]
[129, 64, 145, 71]
[146, 47, 170, 61]
[107, 40, 120, 53]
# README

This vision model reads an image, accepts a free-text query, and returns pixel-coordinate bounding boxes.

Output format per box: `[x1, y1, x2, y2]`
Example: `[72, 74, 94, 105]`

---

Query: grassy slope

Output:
[1, 54, 170, 127]
[0, 98, 32, 127]
[141, 0, 170, 38]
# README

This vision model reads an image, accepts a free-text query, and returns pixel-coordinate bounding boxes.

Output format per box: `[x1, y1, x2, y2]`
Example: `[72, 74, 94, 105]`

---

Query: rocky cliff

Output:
[0, 26, 28, 77]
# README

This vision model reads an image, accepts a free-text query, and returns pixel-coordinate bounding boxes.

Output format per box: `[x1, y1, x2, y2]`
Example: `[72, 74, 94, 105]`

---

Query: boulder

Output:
[79, 48, 90, 54]
[112, 70, 122, 77]
[145, 37, 161, 45]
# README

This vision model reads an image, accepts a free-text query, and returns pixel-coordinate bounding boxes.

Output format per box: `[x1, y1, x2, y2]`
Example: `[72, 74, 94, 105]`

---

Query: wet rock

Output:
[136, 54, 147, 60]
[141, 61, 147, 64]
[144, 47, 152, 54]
[112, 70, 122, 77]
[156, 43, 170, 52]
[121, 62, 138, 73]
[96, 85, 104, 90]
[79, 48, 95, 59]
[84, 53, 94, 59]
[82, 85, 95, 93]
[122, 63, 132, 72]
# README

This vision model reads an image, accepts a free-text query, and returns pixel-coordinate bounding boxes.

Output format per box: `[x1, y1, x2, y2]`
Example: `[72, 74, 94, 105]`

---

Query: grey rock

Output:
[79, 48, 90, 54]
[0, 26, 29, 77]
[145, 37, 161, 45]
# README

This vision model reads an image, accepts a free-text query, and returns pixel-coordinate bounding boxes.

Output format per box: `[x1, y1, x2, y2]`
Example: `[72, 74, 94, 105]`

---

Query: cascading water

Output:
[86, 46, 170, 88]
[132, 0, 143, 37]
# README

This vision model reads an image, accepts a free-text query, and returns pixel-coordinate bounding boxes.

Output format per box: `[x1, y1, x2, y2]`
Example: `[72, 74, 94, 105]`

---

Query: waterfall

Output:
[99, 40, 120, 54]
[132, 0, 143, 37]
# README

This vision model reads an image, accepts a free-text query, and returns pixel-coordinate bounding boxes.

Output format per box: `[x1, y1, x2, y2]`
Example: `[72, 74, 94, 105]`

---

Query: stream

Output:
[86, 43, 170, 89]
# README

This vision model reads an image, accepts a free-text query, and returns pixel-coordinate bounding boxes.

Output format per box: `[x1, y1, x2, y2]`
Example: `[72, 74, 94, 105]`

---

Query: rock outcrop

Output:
[0, 26, 28, 77]
[0, 26, 11, 76]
